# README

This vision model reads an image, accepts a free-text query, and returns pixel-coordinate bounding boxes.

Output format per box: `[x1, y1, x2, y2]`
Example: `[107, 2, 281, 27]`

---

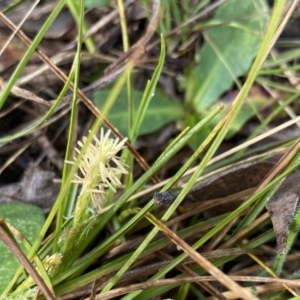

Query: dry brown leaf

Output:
[266, 169, 300, 254]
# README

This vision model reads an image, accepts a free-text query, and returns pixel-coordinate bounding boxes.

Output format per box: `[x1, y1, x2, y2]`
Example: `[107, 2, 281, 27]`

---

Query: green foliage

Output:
[84, 0, 110, 8]
[1, 0, 297, 298]
[92, 1, 268, 146]
[184, 0, 268, 146]
[0, 204, 45, 293]
[93, 89, 184, 137]
[187, 0, 268, 110]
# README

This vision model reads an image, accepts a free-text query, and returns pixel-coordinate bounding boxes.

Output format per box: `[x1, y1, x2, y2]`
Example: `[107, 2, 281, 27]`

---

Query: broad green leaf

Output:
[0, 203, 45, 293]
[186, 0, 268, 111]
[188, 94, 268, 149]
[93, 89, 184, 137]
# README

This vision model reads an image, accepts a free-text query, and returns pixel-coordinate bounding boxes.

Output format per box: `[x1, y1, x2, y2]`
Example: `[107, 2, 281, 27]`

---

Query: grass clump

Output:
[1, 1, 300, 299]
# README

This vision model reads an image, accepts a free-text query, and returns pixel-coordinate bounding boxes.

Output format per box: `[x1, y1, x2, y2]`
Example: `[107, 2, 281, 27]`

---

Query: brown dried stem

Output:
[0, 220, 55, 300]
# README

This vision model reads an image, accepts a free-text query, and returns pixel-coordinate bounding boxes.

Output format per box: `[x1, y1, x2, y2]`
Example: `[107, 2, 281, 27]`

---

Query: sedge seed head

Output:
[70, 128, 128, 209]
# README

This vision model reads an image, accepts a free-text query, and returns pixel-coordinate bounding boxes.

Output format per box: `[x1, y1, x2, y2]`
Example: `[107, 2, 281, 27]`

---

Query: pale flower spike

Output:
[72, 128, 128, 210]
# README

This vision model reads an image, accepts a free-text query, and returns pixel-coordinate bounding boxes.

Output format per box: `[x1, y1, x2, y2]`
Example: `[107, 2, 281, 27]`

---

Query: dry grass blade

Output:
[92, 276, 300, 300]
[205, 282, 300, 300]
[0, 11, 74, 95]
[248, 253, 298, 297]
[146, 213, 260, 300]
[266, 0, 300, 62]
[0, 77, 50, 106]
[252, 137, 300, 196]
[0, 0, 39, 58]
[220, 213, 270, 249]
[156, 251, 228, 300]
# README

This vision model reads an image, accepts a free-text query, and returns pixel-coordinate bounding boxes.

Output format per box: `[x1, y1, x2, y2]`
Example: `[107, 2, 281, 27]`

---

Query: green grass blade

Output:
[0, 0, 66, 112]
